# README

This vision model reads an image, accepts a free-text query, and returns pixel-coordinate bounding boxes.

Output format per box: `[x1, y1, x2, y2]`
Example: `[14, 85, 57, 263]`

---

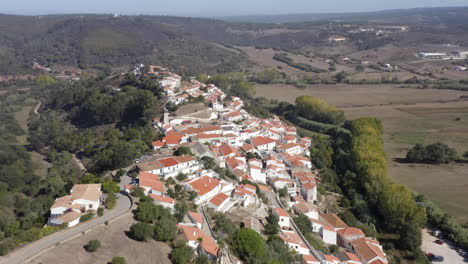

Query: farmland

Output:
[256, 83, 468, 223]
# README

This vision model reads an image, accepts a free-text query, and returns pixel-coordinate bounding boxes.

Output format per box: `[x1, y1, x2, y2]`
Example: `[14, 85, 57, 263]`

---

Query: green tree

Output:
[295, 95, 345, 125]
[174, 202, 189, 222]
[36, 75, 56, 87]
[84, 240, 101, 252]
[153, 216, 177, 242]
[170, 241, 194, 264]
[130, 186, 145, 198]
[231, 228, 265, 263]
[255, 68, 282, 84]
[135, 202, 161, 223]
[174, 147, 193, 156]
[129, 222, 154, 241]
[294, 215, 313, 234]
[102, 180, 120, 194]
[406, 142, 457, 164]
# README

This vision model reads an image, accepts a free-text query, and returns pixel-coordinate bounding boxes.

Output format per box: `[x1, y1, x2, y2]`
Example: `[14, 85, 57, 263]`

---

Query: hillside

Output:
[0, 15, 251, 75]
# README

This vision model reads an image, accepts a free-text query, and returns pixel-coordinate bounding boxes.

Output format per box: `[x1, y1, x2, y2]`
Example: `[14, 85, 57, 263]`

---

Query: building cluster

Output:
[129, 66, 390, 263]
[418, 51, 468, 60]
[49, 65, 389, 263]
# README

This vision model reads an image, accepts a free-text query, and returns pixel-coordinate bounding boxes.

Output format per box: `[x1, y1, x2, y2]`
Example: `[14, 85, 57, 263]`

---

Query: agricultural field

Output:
[256, 83, 468, 223]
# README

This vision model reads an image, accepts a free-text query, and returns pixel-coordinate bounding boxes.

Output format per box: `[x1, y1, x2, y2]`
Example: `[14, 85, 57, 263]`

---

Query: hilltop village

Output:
[103, 65, 389, 264]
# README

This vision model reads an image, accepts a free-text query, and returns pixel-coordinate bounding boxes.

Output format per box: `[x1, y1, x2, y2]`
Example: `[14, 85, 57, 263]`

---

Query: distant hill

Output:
[0, 14, 251, 75]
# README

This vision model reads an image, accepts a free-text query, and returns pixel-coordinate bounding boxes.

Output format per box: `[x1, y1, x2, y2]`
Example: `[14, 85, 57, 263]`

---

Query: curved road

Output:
[2, 194, 132, 264]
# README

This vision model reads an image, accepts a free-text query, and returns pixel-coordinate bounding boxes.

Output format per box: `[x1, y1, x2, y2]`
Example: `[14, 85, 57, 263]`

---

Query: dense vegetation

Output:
[272, 53, 326, 73]
[29, 74, 164, 173]
[406, 143, 457, 164]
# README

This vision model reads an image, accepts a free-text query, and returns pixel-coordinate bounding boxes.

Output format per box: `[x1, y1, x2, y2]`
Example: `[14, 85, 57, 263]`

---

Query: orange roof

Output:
[174, 156, 195, 163]
[234, 184, 256, 196]
[279, 230, 307, 248]
[339, 252, 362, 263]
[323, 254, 340, 262]
[188, 211, 204, 224]
[200, 126, 221, 132]
[320, 213, 348, 229]
[273, 208, 289, 217]
[139, 179, 165, 193]
[219, 143, 239, 157]
[152, 140, 166, 147]
[352, 238, 386, 263]
[302, 182, 316, 190]
[158, 157, 179, 167]
[241, 143, 256, 152]
[258, 185, 272, 192]
[303, 254, 320, 263]
[337, 227, 365, 238]
[251, 136, 276, 147]
[178, 225, 219, 256]
[188, 176, 220, 196]
[197, 133, 223, 139]
[223, 111, 242, 118]
[149, 194, 175, 204]
[163, 135, 183, 145]
[209, 193, 229, 207]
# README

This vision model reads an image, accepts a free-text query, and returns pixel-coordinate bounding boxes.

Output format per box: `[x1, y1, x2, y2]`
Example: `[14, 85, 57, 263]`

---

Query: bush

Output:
[406, 142, 457, 164]
[84, 240, 101, 252]
[110, 256, 126, 264]
[97, 207, 104, 217]
[295, 95, 345, 125]
[129, 222, 154, 241]
[80, 213, 95, 223]
[170, 241, 194, 264]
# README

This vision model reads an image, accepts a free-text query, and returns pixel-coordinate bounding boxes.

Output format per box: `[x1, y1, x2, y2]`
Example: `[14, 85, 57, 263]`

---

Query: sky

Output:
[2, 0, 468, 17]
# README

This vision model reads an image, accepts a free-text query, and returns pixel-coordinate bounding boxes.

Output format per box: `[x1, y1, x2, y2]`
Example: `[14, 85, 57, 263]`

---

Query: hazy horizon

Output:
[2, 0, 468, 17]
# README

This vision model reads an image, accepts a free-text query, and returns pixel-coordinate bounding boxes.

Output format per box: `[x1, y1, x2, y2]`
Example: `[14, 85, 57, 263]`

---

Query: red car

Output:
[435, 239, 445, 245]
[426, 253, 434, 257]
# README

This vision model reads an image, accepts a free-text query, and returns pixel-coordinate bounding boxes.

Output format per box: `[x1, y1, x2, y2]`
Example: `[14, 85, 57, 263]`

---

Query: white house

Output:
[248, 160, 266, 184]
[251, 136, 276, 151]
[292, 202, 318, 220]
[137, 156, 199, 178]
[48, 211, 81, 228]
[184, 176, 222, 204]
[277, 143, 303, 156]
[222, 111, 244, 122]
[273, 208, 290, 229]
[188, 211, 204, 229]
[177, 225, 219, 260]
[207, 193, 231, 212]
[150, 194, 176, 212]
[301, 183, 317, 203]
[50, 184, 102, 218]
[320, 225, 337, 245]
[233, 184, 257, 206]
[279, 230, 310, 255]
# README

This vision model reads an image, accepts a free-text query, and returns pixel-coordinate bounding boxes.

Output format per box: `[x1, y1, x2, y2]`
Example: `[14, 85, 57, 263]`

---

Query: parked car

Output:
[434, 239, 444, 245]
[430, 255, 444, 262]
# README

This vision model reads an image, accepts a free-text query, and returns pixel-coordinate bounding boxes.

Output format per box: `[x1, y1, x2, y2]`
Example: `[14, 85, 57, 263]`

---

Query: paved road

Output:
[421, 228, 466, 264]
[2, 194, 132, 264]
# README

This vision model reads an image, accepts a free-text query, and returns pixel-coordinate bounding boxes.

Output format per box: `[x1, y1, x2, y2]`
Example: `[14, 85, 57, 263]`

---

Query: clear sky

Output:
[2, 0, 468, 16]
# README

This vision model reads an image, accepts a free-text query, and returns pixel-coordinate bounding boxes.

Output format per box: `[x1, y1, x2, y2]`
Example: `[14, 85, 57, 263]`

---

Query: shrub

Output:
[84, 240, 101, 252]
[129, 222, 154, 241]
[97, 207, 104, 217]
[110, 256, 126, 264]
[80, 213, 95, 223]
[406, 142, 457, 164]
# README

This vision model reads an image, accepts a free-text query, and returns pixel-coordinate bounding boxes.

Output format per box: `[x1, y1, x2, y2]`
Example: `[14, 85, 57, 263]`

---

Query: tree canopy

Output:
[406, 142, 457, 164]
[295, 95, 345, 124]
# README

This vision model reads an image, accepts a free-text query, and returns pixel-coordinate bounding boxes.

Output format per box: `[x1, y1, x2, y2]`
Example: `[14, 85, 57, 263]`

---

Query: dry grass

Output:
[346, 101, 468, 224]
[255, 83, 468, 107]
[27, 213, 172, 264]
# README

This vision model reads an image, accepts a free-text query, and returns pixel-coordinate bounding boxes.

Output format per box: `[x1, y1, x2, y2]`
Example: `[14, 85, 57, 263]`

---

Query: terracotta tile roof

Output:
[152, 140, 166, 147]
[219, 143, 239, 157]
[197, 133, 223, 139]
[55, 211, 81, 223]
[258, 185, 272, 192]
[323, 254, 341, 262]
[302, 182, 316, 190]
[223, 111, 242, 118]
[337, 227, 365, 238]
[303, 254, 320, 263]
[174, 156, 195, 163]
[139, 178, 165, 193]
[323, 225, 335, 232]
[163, 135, 183, 145]
[200, 126, 222, 132]
[293, 202, 316, 214]
[150, 194, 175, 204]
[280, 142, 301, 149]
[158, 157, 179, 167]
[234, 184, 256, 196]
[188, 211, 204, 224]
[292, 196, 307, 203]
[241, 144, 256, 152]
[188, 176, 220, 196]
[251, 136, 276, 147]
[178, 225, 219, 256]
[320, 213, 348, 229]
[352, 238, 386, 263]
[209, 193, 229, 207]
[282, 135, 297, 141]
[279, 230, 307, 248]
[337, 252, 362, 263]
[273, 207, 289, 217]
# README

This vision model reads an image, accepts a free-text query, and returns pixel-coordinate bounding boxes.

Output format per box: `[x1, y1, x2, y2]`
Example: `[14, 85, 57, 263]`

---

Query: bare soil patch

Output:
[27, 213, 172, 264]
